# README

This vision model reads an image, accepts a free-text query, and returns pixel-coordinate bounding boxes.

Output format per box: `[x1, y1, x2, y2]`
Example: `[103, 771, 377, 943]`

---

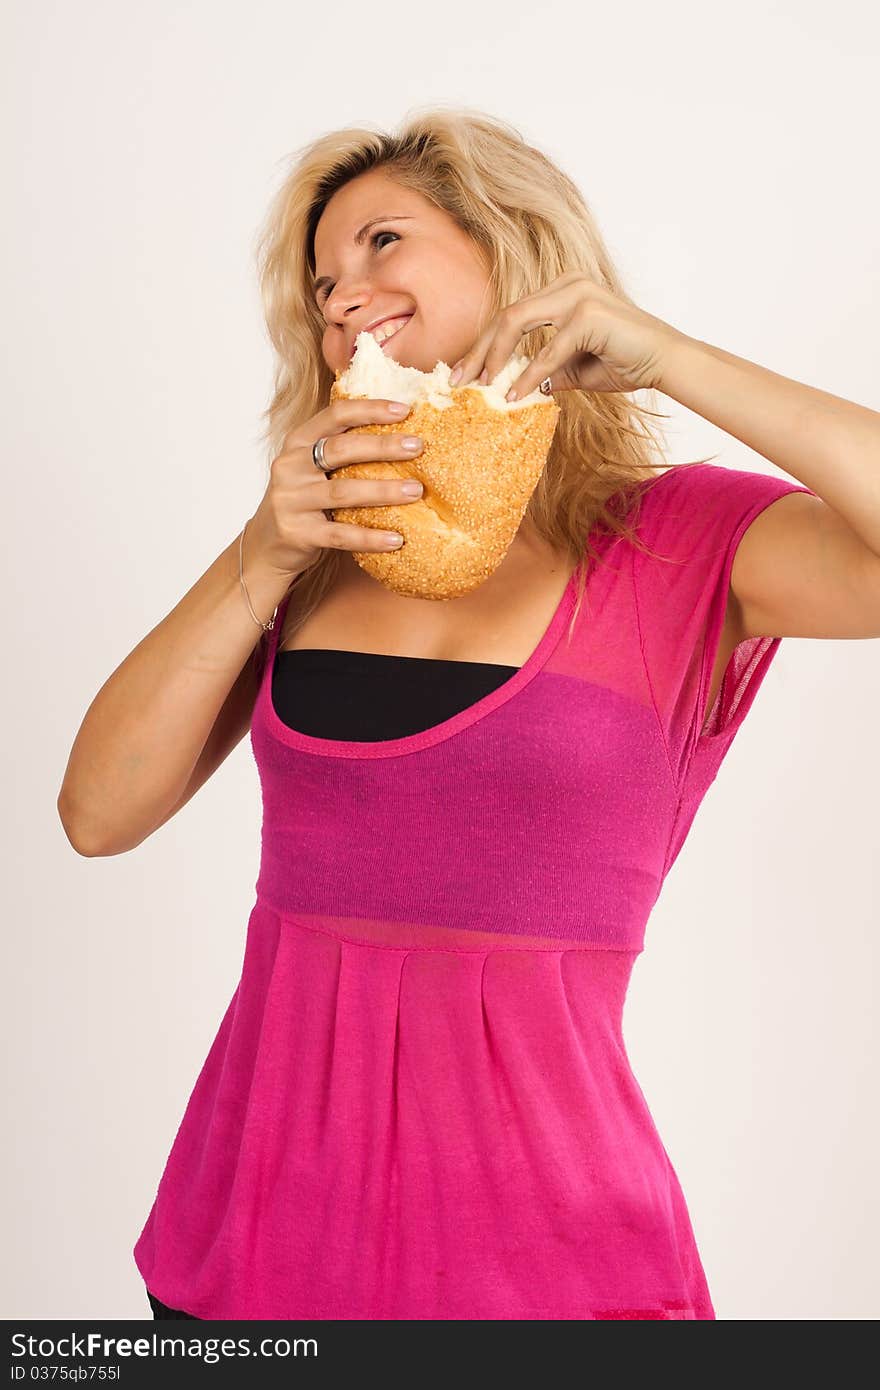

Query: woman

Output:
[59, 109, 880, 1320]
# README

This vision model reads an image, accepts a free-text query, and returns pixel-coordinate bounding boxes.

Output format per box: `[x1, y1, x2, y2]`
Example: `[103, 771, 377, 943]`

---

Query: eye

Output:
[317, 229, 400, 306]
[371, 228, 399, 253]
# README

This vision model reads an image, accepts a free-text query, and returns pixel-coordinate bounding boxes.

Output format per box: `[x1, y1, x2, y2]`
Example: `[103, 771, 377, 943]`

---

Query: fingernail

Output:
[449, 365, 462, 386]
[505, 388, 518, 402]
[388, 401, 409, 416]
[478, 367, 489, 385]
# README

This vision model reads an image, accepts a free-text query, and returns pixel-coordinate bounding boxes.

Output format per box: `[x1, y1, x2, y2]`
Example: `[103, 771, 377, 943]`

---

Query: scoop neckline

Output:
[258, 562, 581, 761]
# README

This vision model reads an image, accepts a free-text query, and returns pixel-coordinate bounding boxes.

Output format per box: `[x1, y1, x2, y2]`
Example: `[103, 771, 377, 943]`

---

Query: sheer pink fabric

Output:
[133, 462, 814, 1319]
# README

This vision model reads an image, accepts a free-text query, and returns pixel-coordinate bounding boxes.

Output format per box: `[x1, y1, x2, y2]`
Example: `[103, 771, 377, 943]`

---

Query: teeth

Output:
[371, 315, 410, 344]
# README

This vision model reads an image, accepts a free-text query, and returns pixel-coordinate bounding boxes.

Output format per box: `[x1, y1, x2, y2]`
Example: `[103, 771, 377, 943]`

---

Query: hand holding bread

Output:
[245, 324, 565, 601]
[328, 331, 560, 600]
[244, 393, 428, 580]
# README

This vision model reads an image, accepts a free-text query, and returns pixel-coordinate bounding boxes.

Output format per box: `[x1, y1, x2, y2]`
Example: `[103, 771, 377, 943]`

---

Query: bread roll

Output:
[327, 331, 560, 600]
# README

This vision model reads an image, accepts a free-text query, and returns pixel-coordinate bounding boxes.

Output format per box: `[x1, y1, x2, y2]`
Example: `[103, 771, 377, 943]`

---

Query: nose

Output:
[324, 276, 373, 317]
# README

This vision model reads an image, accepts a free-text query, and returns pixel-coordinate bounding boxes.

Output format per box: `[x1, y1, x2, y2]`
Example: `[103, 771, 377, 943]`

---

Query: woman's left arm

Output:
[657, 334, 880, 642]
[451, 272, 880, 645]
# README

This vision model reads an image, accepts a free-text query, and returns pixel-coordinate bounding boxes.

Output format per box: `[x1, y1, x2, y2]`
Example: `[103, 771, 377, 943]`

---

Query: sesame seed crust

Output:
[328, 381, 560, 600]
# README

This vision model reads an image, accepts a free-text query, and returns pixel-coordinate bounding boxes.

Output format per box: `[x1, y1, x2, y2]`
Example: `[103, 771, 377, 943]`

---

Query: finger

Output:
[451, 291, 568, 389]
[322, 519, 408, 552]
[321, 469, 425, 510]
[448, 320, 497, 388]
[503, 322, 579, 402]
[482, 307, 560, 393]
[331, 397, 413, 427]
[285, 397, 411, 454]
[311, 436, 424, 488]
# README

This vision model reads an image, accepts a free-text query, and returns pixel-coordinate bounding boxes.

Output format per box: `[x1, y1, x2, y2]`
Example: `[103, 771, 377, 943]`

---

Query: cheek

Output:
[322, 325, 343, 367]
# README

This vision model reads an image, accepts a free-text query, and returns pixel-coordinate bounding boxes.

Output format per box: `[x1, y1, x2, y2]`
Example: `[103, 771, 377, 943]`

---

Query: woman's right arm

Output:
[56, 394, 425, 857]
[56, 528, 294, 857]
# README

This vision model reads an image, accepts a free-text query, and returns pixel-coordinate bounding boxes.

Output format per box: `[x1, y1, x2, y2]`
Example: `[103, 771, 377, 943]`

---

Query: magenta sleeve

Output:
[630, 462, 816, 801]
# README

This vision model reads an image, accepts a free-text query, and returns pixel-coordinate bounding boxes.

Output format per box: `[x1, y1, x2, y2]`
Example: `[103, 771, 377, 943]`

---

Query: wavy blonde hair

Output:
[250, 105, 716, 671]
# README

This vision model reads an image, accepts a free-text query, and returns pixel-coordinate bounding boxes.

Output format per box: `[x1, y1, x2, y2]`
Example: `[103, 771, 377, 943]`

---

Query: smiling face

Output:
[312, 168, 494, 377]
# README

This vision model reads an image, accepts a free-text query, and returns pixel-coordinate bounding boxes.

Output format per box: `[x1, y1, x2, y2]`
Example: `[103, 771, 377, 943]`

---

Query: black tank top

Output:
[271, 647, 521, 740]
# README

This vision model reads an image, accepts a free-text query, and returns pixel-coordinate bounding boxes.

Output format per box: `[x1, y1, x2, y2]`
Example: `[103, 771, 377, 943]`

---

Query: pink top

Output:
[133, 461, 814, 1320]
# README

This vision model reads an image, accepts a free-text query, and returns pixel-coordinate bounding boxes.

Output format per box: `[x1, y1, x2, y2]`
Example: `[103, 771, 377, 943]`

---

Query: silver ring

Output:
[312, 435, 335, 521]
[539, 377, 553, 396]
[312, 435, 332, 473]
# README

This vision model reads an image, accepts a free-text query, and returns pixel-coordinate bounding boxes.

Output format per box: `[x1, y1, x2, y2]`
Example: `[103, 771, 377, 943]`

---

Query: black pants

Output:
[147, 1288, 201, 1320]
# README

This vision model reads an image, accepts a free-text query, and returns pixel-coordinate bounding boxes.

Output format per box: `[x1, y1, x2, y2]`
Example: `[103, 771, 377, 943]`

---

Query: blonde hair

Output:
[250, 105, 716, 671]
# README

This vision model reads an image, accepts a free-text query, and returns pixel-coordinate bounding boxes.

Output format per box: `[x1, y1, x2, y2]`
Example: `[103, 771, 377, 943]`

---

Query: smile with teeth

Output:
[370, 314, 412, 345]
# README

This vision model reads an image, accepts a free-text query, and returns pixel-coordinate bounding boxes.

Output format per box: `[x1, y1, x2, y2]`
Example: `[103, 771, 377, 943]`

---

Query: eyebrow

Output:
[312, 215, 415, 298]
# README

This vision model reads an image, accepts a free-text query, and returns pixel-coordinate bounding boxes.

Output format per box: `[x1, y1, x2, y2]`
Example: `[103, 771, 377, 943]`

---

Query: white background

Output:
[3, 0, 878, 1320]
